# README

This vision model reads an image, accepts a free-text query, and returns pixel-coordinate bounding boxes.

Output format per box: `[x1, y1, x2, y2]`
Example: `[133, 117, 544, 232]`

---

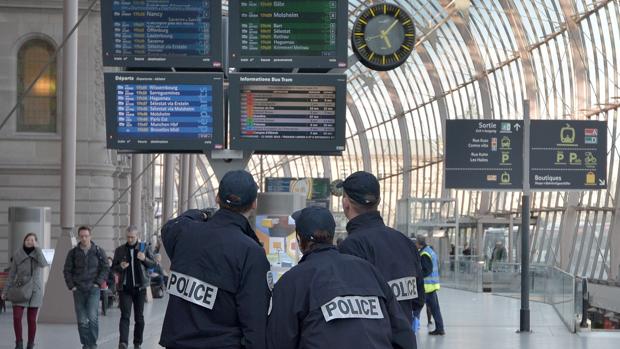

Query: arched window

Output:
[17, 38, 57, 133]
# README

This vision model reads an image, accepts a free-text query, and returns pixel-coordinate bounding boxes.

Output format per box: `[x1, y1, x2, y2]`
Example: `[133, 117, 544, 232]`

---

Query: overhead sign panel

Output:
[228, 73, 347, 155]
[101, 0, 222, 68]
[445, 120, 524, 189]
[530, 120, 607, 189]
[228, 0, 348, 69]
[104, 72, 225, 152]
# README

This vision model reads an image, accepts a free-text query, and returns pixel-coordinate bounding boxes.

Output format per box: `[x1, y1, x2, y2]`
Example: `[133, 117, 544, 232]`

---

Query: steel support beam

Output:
[178, 154, 190, 213]
[130, 154, 143, 230]
[188, 154, 196, 209]
[609, 168, 620, 279]
[39, 0, 79, 325]
[162, 154, 176, 221]
[560, 193, 580, 270]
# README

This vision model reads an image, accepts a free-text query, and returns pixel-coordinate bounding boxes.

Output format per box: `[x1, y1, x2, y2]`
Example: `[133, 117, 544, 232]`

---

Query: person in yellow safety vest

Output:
[415, 235, 445, 335]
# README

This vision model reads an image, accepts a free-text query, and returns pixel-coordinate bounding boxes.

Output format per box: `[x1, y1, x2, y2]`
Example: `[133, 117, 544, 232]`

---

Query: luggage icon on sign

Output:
[586, 172, 596, 185]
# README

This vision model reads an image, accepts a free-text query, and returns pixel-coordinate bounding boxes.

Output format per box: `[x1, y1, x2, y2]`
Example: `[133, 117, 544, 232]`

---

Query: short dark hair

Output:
[23, 232, 38, 244]
[77, 226, 92, 235]
[345, 192, 379, 213]
[219, 197, 255, 214]
[298, 229, 334, 247]
[416, 234, 427, 245]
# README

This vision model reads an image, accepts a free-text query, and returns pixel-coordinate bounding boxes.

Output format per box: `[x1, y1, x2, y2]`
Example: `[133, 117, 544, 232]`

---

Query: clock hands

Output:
[365, 19, 400, 49]
[384, 19, 400, 35]
[366, 33, 385, 41]
[382, 34, 392, 49]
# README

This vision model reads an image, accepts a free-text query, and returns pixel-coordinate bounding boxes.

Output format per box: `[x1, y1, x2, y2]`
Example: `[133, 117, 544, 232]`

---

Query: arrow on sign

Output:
[513, 123, 521, 132]
[599, 179, 606, 186]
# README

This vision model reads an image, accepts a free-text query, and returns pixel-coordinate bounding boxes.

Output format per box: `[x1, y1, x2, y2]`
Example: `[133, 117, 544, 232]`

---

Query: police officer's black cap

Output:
[218, 170, 258, 207]
[292, 206, 336, 240]
[337, 171, 380, 206]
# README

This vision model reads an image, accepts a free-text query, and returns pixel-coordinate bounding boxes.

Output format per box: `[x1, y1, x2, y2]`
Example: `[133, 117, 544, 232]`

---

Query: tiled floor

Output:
[0, 298, 167, 349]
[415, 288, 620, 349]
[1, 288, 618, 349]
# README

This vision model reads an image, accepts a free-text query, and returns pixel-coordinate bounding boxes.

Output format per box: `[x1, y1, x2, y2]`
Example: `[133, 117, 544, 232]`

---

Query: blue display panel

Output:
[104, 72, 224, 152]
[101, 0, 222, 68]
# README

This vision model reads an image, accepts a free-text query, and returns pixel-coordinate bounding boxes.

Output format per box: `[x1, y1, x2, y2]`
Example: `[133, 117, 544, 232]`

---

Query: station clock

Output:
[352, 3, 416, 71]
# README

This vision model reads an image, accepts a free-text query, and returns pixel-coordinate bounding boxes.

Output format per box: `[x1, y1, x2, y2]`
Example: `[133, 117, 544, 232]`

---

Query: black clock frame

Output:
[352, 3, 416, 71]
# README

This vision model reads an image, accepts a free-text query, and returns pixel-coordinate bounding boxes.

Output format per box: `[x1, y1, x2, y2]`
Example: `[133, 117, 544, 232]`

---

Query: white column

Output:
[130, 154, 143, 230]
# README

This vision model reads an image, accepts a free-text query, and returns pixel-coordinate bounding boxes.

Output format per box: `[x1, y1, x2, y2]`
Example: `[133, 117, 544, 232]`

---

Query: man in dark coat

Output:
[267, 206, 415, 349]
[160, 170, 270, 349]
[63, 226, 109, 349]
[338, 171, 425, 344]
[112, 225, 156, 349]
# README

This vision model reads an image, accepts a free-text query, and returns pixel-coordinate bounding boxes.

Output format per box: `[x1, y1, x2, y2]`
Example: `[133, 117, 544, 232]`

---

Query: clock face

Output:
[352, 3, 416, 71]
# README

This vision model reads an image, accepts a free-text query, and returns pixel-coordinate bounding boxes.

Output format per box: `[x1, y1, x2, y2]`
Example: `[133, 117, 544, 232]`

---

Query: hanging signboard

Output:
[530, 120, 607, 190]
[445, 120, 524, 189]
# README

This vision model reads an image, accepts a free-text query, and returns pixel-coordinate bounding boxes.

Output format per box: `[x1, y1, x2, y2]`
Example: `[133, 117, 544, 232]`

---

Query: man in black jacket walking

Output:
[159, 170, 271, 349]
[63, 226, 109, 349]
[112, 226, 156, 349]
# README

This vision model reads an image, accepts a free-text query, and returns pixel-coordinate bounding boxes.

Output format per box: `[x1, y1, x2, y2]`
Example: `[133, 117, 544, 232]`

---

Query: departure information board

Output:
[104, 72, 224, 152]
[101, 0, 222, 68]
[229, 73, 346, 154]
[229, 0, 348, 69]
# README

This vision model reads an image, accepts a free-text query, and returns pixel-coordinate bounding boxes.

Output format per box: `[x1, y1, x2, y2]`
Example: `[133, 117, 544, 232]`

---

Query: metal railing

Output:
[440, 256, 484, 293]
[440, 260, 577, 332]
[546, 267, 577, 332]
[488, 262, 576, 332]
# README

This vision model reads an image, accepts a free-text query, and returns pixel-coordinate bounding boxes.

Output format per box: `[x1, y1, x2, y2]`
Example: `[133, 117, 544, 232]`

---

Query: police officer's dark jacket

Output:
[339, 211, 425, 319]
[267, 245, 415, 349]
[159, 209, 271, 349]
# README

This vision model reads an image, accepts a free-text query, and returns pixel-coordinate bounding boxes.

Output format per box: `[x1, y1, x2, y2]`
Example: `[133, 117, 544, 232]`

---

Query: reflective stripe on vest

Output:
[420, 246, 441, 293]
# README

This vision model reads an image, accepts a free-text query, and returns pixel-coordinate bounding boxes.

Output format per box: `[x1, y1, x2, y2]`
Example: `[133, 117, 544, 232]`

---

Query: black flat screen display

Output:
[228, 0, 348, 69]
[104, 72, 225, 152]
[101, 0, 222, 68]
[229, 73, 346, 154]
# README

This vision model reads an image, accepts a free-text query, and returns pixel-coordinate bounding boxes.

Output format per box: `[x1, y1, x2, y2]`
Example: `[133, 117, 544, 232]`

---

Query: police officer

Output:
[415, 235, 445, 335]
[267, 206, 415, 349]
[159, 170, 271, 349]
[338, 172, 425, 330]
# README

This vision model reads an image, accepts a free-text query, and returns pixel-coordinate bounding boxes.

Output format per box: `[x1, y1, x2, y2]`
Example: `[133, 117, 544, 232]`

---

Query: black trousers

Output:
[119, 287, 146, 345]
[425, 291, 445, 331]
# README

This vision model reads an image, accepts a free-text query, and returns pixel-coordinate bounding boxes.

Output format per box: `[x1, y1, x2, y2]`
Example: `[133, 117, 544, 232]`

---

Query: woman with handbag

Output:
[1, 233, 49, 349]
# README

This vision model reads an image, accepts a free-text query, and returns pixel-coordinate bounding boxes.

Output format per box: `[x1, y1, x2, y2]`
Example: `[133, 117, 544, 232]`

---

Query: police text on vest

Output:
[388, 276, 418, 301]
[321, 296, 384, 322]
[167, 271, 218, 310]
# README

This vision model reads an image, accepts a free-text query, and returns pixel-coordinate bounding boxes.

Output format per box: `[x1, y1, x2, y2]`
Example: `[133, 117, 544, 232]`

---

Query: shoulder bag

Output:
[6, 259, 34, 304]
